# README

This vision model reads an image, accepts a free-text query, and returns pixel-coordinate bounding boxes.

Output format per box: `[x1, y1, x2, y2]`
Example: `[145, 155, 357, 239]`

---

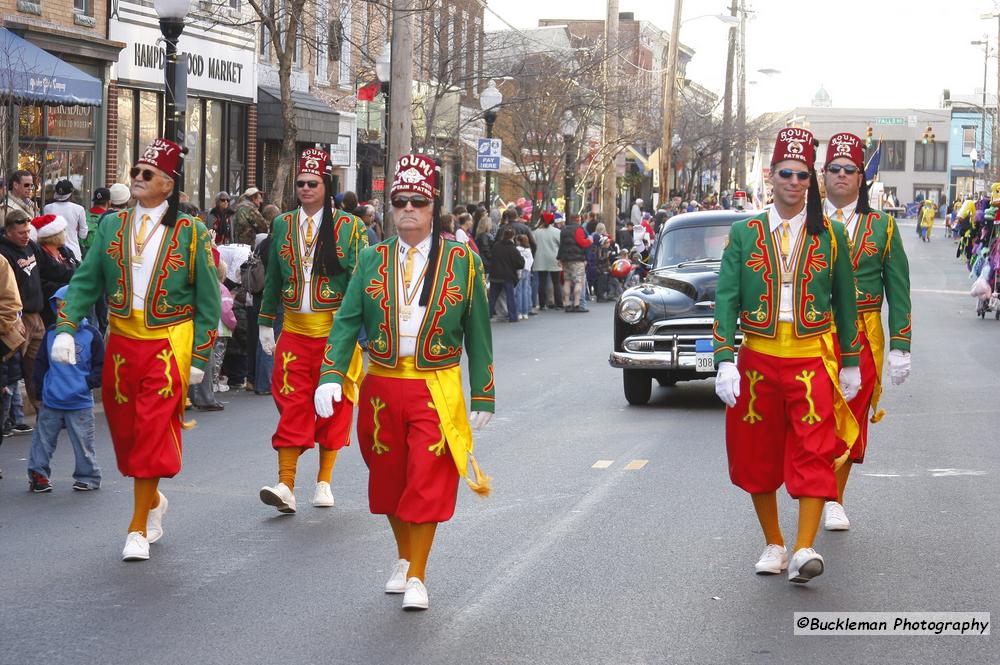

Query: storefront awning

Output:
[0, 28, 102, 106]
[257, 87, 340, 144]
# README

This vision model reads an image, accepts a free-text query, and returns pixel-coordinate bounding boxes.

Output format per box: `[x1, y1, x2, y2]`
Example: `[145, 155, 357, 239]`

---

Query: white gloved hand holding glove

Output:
[50, 332, 76, 365]
[189, 367, 205, 385]
[839, 366, 862, 402]
[314, 383, 343, 419]
[714, 361, 741, 408]
[259, 326, 275, 356]
[888, 349, 911, 386]
[470, 411, 492, 430]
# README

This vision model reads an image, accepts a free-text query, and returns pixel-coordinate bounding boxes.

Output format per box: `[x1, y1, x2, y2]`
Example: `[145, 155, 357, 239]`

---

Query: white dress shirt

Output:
[131, 201, 169, 310]
[823, 198, 859, 237]
[766, 204, 806, 323]
[43, 200, 88, 261]
[296, 207, 323, 313]
[397, 235, 431, 358]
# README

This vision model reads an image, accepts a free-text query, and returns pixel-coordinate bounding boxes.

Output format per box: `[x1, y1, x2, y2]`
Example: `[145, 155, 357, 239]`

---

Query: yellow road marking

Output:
[591, 460, 614, 469]
[625, 460, 648, 470]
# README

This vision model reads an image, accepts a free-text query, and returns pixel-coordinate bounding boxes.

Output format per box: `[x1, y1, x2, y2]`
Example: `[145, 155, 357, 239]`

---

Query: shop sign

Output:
[330, 134, 352, 167]
[111, 21, 256, 100]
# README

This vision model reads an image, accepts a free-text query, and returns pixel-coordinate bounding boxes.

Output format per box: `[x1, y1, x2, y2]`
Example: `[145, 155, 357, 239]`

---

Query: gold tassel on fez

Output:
[465, 454, 492, 497]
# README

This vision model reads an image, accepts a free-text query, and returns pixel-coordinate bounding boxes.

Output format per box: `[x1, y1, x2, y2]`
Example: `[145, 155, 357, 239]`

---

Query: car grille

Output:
[620, 317, 744, 366]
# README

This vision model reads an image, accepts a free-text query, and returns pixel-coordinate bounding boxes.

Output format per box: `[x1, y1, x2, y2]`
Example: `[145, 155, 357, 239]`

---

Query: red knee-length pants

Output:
[271, 330, 354, 450]
[726, 346, 838, 500]
[835, 332, 877, 463]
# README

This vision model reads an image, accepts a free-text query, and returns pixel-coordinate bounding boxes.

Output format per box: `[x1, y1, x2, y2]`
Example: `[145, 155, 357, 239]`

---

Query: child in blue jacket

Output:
[27, 285, 104, 492]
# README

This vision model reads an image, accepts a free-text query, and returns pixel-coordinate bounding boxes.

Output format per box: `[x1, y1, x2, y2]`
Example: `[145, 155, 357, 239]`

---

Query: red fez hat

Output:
[825, 132, 864, 168]
[299, 148, 331, 177]
[771, 127, 816, 167]
[137, 138, 183, 179]
[390, 153, 438, 199]
[541, 211, 555, 223]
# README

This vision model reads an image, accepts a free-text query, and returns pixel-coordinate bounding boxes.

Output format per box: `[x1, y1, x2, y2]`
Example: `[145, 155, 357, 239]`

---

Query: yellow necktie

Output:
[780, 220, 790, 259]
[835, 209, 845, 222]
[305, 216, 314, 245]
[136, 214, 150, 246]
[403, 247, 418, 290]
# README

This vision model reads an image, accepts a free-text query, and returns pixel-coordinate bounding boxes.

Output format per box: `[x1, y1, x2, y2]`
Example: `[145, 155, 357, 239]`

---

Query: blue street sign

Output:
[477, 155, 501, 171]
[477, 137, 502, 157]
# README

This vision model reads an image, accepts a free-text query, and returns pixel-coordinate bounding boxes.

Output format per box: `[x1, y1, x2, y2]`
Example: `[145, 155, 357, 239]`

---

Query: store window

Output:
[17, 104, 96, 204]
[117, 88, 135, 184]
[138, 91, 161, 154]
[227, 104, 246, 194]
[204, 99, 224, 200]
[185, 100, 203, 202]
[914, 141, 948, 172]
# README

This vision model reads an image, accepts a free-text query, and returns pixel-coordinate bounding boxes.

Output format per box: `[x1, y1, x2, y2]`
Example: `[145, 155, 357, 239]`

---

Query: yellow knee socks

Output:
[795, 497, 825, 551]
[406, 522, 438, 582]
[751, 492, 784, 547]
[127, 478, 160, 536]
[317, 449, 338, 484]
[278, 448, 304, 491]
[388, 515, 411, 561]
[835, 460, 853, 504]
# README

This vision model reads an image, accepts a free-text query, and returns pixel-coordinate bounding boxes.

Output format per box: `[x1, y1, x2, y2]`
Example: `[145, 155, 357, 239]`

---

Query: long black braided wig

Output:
[418, 158, 444, 307]
[309, 171, 346, 278]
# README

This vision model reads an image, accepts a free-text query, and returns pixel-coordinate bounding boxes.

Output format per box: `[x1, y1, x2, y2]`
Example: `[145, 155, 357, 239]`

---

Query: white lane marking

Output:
[862, 473, 903, 477]
[592, 460, 614, 469]
[929, 468, 987, 477]
[625, 459, 648, 470]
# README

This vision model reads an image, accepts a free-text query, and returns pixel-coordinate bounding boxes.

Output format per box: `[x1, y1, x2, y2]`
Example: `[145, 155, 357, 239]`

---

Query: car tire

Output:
[623, 370, 652, 405]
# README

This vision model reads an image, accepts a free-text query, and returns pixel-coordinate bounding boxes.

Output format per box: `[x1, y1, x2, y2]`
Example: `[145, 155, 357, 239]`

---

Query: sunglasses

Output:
[130, 167, 158, 182]
[391, 195, 431, 209]
[296, 180, 321, 189]
[17, 182, 35, 189]
[826, 164, 860, 175]
[776, 169, 811, 181]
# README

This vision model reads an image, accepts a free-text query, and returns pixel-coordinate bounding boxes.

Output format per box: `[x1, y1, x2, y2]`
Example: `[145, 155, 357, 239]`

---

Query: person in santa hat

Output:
[713, 127, 862, 584]
[49, 137, 221, 561]
[32, 214, 79, 328]
[256, 148, 368, 514]
[315, 153, 494, 611]
[820, 132, 911, 531]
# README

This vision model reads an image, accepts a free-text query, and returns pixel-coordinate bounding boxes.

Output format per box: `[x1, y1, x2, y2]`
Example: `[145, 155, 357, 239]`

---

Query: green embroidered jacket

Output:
[54, 208, 222, 370]
[844, 209, 912, 351]
[258, 209, 368, 326]
[713, 211, 861, 366]
[319, 237, 496, 413]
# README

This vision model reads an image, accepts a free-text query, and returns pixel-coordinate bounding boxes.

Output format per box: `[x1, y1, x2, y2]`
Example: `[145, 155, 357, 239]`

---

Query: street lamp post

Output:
[479, 79, 502, 208]
[154, 0, 189, 205]
[971, 148, 980, 197]
[375, 44, 391, 212]
[971, 39, 991, 181]
[561, 110, 579, 215]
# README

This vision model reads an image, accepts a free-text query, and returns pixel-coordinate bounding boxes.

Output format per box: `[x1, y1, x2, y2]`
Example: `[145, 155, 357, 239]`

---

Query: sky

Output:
[484, 0, 1000, 117]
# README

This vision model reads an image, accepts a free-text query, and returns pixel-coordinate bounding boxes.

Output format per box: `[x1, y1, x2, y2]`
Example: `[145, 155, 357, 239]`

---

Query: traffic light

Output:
[922, 125, 935, 145]
[865, 126, 874, 149]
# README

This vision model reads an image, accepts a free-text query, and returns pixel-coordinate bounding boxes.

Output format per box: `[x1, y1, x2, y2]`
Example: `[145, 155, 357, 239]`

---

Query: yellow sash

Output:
[367, 358, 490, 495]
[283, 308, 363, 402]
[859, 310, 886, 423]
[110, 310, 195, 428]
[744, 323, 859, 462]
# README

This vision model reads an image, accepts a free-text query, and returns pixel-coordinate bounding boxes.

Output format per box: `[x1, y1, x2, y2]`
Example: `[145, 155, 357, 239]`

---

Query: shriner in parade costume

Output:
[257, 148, 368, 514]
[821, 132, 911, 531]
[314, 153, 494, 611]
[49, 138, 221, 561]
[713, 127, 863, 584]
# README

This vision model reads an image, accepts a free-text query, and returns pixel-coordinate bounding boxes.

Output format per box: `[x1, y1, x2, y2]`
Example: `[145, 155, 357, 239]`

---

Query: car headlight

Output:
[618, 296, 646, 324]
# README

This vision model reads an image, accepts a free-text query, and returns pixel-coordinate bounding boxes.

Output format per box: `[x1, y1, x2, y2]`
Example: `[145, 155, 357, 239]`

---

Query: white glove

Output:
[839, 366, 862, 402]
[189, 367, 205, 385]
[888, 349, 910, 386]
[470, 411, 492, 430]
[714, 361, 740, 408]
[50, 332, 76, 365]
[259, 326, 275, 356]
[314, 382, 343, 419]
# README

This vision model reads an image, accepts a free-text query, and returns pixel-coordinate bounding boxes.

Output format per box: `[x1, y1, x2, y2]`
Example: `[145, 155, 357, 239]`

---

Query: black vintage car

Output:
[608, 210, 750, 405]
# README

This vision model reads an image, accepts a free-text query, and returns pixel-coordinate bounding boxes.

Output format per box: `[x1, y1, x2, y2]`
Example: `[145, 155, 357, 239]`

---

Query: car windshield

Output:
[656, 225, 731, 268]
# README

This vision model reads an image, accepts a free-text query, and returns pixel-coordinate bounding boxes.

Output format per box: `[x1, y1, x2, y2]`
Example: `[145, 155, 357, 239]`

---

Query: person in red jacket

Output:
[556, 214, 592, 312]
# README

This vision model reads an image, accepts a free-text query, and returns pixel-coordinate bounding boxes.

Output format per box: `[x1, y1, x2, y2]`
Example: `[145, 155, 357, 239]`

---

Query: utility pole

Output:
[735, 0, 747, 190]
[384, 0, 414, 236]
[600, 0, 619, 227]
[659, 0, 683, 207]
[719, 0, 737, 196]
[995, 14, 1000, 182]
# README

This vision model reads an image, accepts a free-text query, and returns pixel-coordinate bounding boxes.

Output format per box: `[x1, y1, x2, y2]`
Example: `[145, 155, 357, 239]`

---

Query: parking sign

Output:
[477, 138, 502, 171]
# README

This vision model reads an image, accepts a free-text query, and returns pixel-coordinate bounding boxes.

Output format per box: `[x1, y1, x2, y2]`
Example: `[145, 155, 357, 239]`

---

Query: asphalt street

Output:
[0, 221, 995, 665]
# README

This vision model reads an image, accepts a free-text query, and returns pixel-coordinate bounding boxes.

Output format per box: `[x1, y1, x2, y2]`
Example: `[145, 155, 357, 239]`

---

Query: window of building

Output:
[328, 19, 342, 62]
[204, 100, 224, 201]
[17, 104, 96, 203]
[259, 0, 273, 59]
[432, 9, 441, 79]
[74, 0, 91, 16]
[873, 140, 906, 171]
[184, 100, 203, 201]
[962, 126, 977, 155]
[338, 0, 352, 85]
[473, 17, 481, 90]
[117, 89, 135, 185]
[913, 141, 947, 172]
[228, 0, 240, 9]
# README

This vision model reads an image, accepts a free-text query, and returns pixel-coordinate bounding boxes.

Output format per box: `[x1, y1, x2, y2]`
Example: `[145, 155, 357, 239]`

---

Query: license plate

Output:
[695, 339, 714, 373]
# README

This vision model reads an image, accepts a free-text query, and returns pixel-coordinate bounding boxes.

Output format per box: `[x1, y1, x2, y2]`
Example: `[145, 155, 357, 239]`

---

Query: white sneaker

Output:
[788, 547, 825, 584]
[824, 501, 851, 531]
[754, 544, 788, 574]
[122, 531, 150, 561]
[259, 482, 296, 513]
[217, 383, 230, 393]
[402, 577, 429, 610]
[385, 559, 410, 594]
[312, 481, 335, 507]
[146, 491, 168, 544]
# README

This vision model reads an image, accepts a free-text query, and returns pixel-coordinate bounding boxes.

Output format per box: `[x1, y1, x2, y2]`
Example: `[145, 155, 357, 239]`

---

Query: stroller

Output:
[970, 255, 999, 319]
